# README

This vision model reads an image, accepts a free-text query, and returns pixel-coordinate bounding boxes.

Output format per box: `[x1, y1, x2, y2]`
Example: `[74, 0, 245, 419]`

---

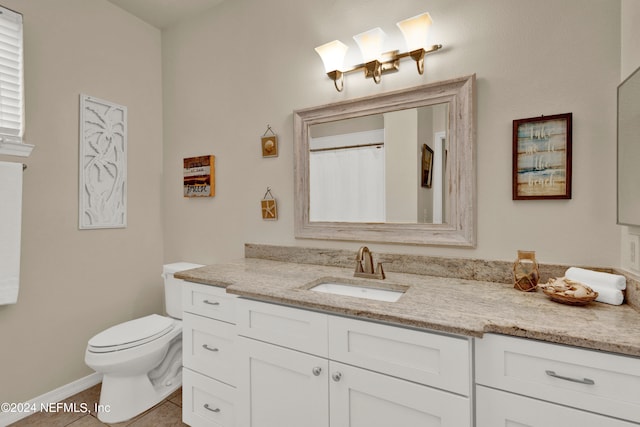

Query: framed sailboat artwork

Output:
[512, 113, 572, 200]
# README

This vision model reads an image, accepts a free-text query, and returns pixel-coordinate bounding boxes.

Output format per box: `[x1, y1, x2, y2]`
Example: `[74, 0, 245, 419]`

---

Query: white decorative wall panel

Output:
[79, 94, 127, 229]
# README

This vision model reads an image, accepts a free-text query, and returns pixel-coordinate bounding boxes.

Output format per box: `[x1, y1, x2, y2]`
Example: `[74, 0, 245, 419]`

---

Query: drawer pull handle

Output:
[204, 403, 221, 413]
[312, 367, 322, 376]
[203, 344, 219, 352]
[332, 372, 342, 382]
[203, 300, 220, 306]
[545, 370, 595, 385]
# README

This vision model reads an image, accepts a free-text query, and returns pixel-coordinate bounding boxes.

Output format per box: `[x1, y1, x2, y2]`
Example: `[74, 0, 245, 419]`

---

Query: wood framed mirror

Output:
[294, 74, 476, 247]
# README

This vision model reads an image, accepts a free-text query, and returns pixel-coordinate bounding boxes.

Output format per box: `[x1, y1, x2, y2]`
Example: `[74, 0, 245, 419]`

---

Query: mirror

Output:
[618, 66, 640, 227]
[294, 74, 476, 246]
[308, 103, 449, 224]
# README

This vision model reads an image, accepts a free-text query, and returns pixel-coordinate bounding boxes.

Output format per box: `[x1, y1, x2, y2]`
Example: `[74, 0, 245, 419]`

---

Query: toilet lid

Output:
[88, 314, 175, 352]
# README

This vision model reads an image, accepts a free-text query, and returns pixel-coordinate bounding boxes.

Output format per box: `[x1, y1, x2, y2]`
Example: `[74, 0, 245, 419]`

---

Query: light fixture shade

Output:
[353, 27, 386, 63]
[397, 12, 433, 51]
[315, 40, 348, 73]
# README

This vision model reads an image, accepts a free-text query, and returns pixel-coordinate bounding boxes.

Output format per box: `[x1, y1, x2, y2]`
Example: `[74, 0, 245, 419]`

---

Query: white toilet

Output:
[85, 262, 203, 423]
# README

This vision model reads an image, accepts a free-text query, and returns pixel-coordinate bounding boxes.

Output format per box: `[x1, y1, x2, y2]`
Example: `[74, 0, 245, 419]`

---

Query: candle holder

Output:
[513, 250, 539, 292]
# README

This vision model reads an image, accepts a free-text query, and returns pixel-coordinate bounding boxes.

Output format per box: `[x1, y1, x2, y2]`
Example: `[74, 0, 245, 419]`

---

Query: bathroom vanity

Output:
[177, 250, 640, 427]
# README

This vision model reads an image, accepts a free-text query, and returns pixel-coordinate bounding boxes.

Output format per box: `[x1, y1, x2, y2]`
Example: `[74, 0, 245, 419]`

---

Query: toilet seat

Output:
[88, 314, 176, 353]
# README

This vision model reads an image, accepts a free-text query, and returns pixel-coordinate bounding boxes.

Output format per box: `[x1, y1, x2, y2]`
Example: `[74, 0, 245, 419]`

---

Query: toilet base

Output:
[94, 336, 183, 423]
[96, 368, 182, 423]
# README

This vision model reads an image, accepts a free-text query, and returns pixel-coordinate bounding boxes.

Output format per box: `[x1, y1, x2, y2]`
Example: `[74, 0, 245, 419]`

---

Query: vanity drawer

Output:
[476, 385, 638, 427]
[183, 312, 236, 386]
[183, 282, 236, 323]
[328, 315, 471, 396]
[476, 333, 640, 423]
[236, 298, 328, 357]
[183, 368, 236, 427]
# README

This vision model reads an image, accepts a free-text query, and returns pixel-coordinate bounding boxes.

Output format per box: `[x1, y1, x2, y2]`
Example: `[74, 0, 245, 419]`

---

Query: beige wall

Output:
[0, 0, 163, 403]
[621, 0, 640, 78]
[163, 0, 621, 267]
[385, 109, 418, 222]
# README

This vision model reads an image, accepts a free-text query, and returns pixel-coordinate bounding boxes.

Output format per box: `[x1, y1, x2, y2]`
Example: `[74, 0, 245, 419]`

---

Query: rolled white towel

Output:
[565, 267, 626, 291]
[587, 284, 625, 306]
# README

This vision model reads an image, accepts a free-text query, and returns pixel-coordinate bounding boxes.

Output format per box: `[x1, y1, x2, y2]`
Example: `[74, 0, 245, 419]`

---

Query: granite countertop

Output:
[175, 258, 640, 358]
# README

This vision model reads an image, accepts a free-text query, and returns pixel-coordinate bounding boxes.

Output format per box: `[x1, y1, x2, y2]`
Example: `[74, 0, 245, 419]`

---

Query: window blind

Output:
[0, 6, 23, 142]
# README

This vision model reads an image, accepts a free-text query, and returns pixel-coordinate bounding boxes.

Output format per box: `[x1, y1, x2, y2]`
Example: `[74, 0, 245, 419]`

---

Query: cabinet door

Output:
[476, 386, 638, 427]
[329, 361, 471, 427]
[236, 336, 329, 427]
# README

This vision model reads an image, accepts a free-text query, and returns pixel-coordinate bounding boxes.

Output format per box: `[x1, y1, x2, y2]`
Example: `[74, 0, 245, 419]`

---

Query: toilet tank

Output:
[163, 262, 204, 319]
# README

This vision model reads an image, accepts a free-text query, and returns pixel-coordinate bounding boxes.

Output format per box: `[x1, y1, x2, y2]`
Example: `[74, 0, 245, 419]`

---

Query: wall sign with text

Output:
[184, 155, 215, 197]
[512, 113, 572, 200]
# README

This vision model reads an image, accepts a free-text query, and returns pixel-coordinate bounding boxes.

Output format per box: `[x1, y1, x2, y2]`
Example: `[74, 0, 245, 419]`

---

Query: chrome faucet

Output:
[354, 246, 385, 280]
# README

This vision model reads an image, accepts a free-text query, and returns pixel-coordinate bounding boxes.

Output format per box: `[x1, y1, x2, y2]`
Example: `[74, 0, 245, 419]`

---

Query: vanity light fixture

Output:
[315, 12, 442, 92]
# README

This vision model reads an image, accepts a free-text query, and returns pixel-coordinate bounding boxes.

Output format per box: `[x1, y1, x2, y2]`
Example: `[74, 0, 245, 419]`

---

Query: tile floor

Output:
[8, 384, 187, 427]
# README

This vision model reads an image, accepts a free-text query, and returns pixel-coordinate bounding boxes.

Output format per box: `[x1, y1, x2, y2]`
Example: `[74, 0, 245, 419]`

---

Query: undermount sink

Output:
[310, 281, 405, 302]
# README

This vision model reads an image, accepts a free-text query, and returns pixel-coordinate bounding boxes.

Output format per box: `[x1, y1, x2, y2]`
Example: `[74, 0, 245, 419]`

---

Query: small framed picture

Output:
[513, 113, 572, 200]
[261, 187, 278, 220]
[261, 135, 278, 157]
[184, 155, 215, 197]
[421, 144, 434, 188]
[261, 199, 277, 220]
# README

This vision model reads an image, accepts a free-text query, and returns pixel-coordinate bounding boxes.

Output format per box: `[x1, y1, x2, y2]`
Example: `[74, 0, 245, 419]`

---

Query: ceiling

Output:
[107, 0, 224, 29]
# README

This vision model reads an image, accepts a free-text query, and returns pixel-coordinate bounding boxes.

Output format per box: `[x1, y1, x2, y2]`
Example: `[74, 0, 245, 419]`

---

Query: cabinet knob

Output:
[332, 372, 342, 382]
[312, 367, 322, 376]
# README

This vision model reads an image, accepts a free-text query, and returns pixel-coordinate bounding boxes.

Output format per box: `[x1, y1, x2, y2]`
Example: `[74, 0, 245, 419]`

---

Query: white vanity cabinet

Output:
[475, 333, 640, 427]
[236, 298, 473, 427]
[182, 283, 238, 427]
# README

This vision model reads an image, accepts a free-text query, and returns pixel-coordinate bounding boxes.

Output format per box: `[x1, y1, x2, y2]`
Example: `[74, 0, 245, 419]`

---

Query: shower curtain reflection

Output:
[309, 142, 385, 223]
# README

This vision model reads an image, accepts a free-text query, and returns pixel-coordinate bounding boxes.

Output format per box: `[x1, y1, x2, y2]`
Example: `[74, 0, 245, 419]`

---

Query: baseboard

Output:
[0, 372, 102, 426]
